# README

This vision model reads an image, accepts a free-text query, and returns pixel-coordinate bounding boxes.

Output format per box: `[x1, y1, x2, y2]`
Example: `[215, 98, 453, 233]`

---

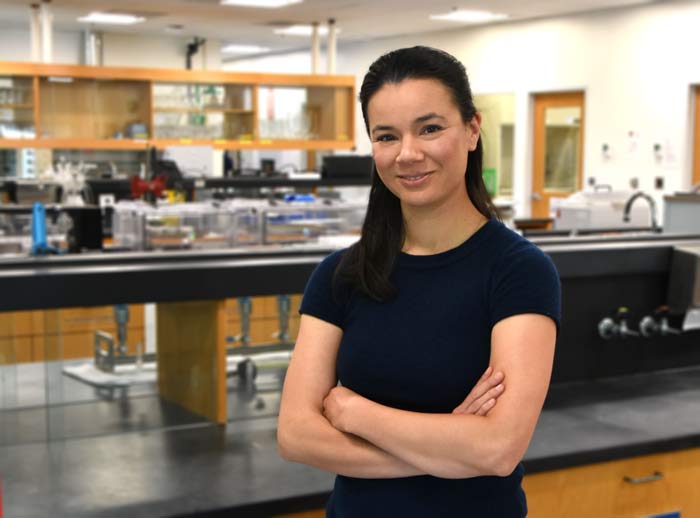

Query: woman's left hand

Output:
[323, 386, 366, 433]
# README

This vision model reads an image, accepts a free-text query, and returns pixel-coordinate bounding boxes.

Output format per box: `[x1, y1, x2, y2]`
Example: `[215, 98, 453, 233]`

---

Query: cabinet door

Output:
[30, 305, 145, 361]
[523, 449, 700, 517]
[0, 312, 33, 364]
[39, 77, 150, 140]
[0, 75, 36, 139]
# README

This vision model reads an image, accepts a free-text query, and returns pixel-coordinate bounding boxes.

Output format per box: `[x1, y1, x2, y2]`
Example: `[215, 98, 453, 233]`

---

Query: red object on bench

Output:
[130, 175, 167, 199]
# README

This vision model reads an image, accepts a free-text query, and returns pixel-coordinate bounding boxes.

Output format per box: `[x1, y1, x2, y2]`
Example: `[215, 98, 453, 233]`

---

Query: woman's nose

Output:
[396, 137, 424, 164]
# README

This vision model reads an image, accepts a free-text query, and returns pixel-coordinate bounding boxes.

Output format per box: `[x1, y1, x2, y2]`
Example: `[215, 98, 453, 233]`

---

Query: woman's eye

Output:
[422, 124, 443, 135]
[375, 134, 396, 142]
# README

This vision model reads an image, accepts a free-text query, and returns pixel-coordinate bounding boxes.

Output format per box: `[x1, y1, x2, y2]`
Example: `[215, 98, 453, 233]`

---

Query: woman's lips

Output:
[397, 172, 432, 186]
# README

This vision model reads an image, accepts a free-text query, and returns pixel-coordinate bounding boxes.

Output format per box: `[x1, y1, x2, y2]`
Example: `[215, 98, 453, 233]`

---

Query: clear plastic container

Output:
[261, 200, 365, 245]
[112, 201, 262, 250]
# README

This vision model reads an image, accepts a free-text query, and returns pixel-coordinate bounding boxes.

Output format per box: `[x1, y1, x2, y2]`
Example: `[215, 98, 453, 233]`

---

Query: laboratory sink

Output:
[527, 228, 697, 247]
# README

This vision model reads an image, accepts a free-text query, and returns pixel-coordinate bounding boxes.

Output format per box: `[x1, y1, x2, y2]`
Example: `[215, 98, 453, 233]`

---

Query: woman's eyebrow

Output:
[414, 112, 446, 124]
[371, 113, 447, 134]
[371, 124, 394, 134]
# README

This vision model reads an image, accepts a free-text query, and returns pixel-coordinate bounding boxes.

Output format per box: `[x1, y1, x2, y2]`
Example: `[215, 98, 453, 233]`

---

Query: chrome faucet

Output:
[623, 191, 659, 231]
[598, 306, 640, 339]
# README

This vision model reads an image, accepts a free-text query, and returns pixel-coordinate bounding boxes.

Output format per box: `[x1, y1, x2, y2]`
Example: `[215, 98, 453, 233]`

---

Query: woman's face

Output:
[367, 78, 480, 211]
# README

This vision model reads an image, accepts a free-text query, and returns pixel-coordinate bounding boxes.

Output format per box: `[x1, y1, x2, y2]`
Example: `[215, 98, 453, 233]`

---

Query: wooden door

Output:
[692, 86, 700, 186]
[532, 92, 585, 218]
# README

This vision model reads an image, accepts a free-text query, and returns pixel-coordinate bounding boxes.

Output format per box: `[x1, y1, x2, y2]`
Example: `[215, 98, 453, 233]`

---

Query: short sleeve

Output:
[299, 250, 346, 329]
[489, 242, 561, 332]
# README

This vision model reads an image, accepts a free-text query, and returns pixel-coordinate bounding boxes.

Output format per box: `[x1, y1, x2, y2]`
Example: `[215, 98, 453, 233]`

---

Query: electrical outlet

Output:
[655, 176, 664, 190]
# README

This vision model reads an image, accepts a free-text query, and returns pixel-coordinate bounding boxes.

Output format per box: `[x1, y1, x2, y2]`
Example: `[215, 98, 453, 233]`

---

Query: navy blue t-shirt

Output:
[299, 218, 561, 518]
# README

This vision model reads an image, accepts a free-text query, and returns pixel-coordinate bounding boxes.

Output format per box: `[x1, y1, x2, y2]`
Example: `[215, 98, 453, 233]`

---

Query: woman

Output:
[278, 46, 560, 517]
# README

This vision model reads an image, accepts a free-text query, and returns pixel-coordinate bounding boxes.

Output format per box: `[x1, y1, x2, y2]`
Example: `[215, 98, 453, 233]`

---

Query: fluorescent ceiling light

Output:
[274, 25, 339, 37]
[430, 9, 508, 23]
[221, 44, 271, 54]
[78, 12, 145, 25]
[221, 0, 303, 7]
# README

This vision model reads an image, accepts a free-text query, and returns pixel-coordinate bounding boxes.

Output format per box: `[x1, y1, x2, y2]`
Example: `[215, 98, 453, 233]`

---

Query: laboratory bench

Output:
[2, 236, 700, 517]
[1, 364, 700, 517]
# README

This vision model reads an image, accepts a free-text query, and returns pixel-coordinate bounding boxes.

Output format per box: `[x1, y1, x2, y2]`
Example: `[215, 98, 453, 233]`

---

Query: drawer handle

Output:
[623, 471, 664, 484]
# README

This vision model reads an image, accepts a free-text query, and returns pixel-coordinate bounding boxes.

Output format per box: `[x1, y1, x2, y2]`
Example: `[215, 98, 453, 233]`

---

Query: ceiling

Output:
[0, 0, 658, 60]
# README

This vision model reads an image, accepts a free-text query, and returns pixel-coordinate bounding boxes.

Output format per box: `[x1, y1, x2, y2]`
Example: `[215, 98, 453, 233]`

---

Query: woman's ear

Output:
[467, 112, 482, 151]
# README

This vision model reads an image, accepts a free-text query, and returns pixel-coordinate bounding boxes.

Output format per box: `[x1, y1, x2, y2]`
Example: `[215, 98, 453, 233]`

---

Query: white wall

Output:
[226, 0, 700, 219]
[102, 33, 222, 70]
[224, 51, 314, 74]
[0, 28, 81, 64]
[0, 28, 221, 70]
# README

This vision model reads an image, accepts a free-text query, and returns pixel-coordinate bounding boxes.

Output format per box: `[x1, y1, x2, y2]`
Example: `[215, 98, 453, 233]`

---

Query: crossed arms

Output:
[277, 312, 556, 479]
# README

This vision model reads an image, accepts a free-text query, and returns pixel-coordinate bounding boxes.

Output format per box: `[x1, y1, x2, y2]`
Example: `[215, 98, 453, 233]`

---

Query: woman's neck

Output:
[401, 195, 488, 256]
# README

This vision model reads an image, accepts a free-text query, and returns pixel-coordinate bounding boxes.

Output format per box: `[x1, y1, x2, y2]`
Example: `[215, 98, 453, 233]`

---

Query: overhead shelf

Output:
[0, 61, 356, 152]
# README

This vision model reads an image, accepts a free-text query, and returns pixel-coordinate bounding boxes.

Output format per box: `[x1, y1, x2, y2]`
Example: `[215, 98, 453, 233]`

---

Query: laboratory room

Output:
[1, 0, 700, 516]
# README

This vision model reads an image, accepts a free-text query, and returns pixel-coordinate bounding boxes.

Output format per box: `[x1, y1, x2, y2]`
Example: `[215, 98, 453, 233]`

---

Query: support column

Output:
[39, 0, 53, 63]
[311, 22, 321, 74]
[327, 18, 337, 74]
[30, 4, 41, 62]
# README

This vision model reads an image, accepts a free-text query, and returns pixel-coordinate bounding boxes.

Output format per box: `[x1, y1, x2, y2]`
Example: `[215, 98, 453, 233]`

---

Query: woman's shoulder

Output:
[486, 220, 535, 252]
[308, 247, 352, 286]
[317, 247, 349, 270]
[488, 221, 555, 269]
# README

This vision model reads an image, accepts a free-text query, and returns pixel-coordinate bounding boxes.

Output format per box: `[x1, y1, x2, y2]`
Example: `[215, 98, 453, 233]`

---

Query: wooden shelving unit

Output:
[0, 103, 33, 109]
[0, 61, 356, 151]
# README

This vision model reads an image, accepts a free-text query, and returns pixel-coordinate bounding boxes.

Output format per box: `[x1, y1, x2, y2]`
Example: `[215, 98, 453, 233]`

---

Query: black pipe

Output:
[186, 37, 206, 70]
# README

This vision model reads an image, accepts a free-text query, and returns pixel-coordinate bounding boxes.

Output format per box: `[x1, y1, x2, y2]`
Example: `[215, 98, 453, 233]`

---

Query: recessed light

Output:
[78, 12, 146, 25]
[430, 9, 508, 24]
[221, 44, 271, 54]
[274, 25, 338, 37]
[221, 0, 303, 8]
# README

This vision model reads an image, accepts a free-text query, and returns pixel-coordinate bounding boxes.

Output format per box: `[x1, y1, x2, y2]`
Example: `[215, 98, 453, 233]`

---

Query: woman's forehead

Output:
[368, 78, 458, 122]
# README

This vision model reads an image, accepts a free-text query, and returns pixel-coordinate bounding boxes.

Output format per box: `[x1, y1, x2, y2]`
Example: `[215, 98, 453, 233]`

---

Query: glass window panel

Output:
[258, 85, 352, 141]
[473, 93, 515, 197]
[152, 83, 254, 140]
[0, 76, 35, 139]
[544, 106, 580, 193]
[258, 86, 309, 140]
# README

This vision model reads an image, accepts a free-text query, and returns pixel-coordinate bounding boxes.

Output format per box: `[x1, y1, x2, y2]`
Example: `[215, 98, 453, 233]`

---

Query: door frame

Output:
[531, 91, 585, 219]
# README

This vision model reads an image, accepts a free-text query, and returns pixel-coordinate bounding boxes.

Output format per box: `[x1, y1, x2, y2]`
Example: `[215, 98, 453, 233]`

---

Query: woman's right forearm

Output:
[278, 413, 424, 478]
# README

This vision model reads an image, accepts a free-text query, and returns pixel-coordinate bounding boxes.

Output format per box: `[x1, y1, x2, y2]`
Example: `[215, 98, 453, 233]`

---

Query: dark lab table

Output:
[2, 239, 700, 517]
[2, 365, 700, 518]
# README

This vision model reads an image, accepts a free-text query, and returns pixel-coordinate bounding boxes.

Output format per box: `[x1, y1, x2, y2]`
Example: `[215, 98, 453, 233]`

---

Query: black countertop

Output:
[3, 235, 700, 311]
[2, 365, 700, 518]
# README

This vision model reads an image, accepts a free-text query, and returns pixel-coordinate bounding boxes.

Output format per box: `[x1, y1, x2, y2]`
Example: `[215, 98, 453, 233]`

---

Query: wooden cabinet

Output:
[0, 294, 301, 364]
[0, 62, 355, 151]
[0, 305, 145, 363]
[523, 448, 700, 517]
[267, 449, 700, 518]
[39, 77, 150, 141]
[274, 511, 325, 518]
